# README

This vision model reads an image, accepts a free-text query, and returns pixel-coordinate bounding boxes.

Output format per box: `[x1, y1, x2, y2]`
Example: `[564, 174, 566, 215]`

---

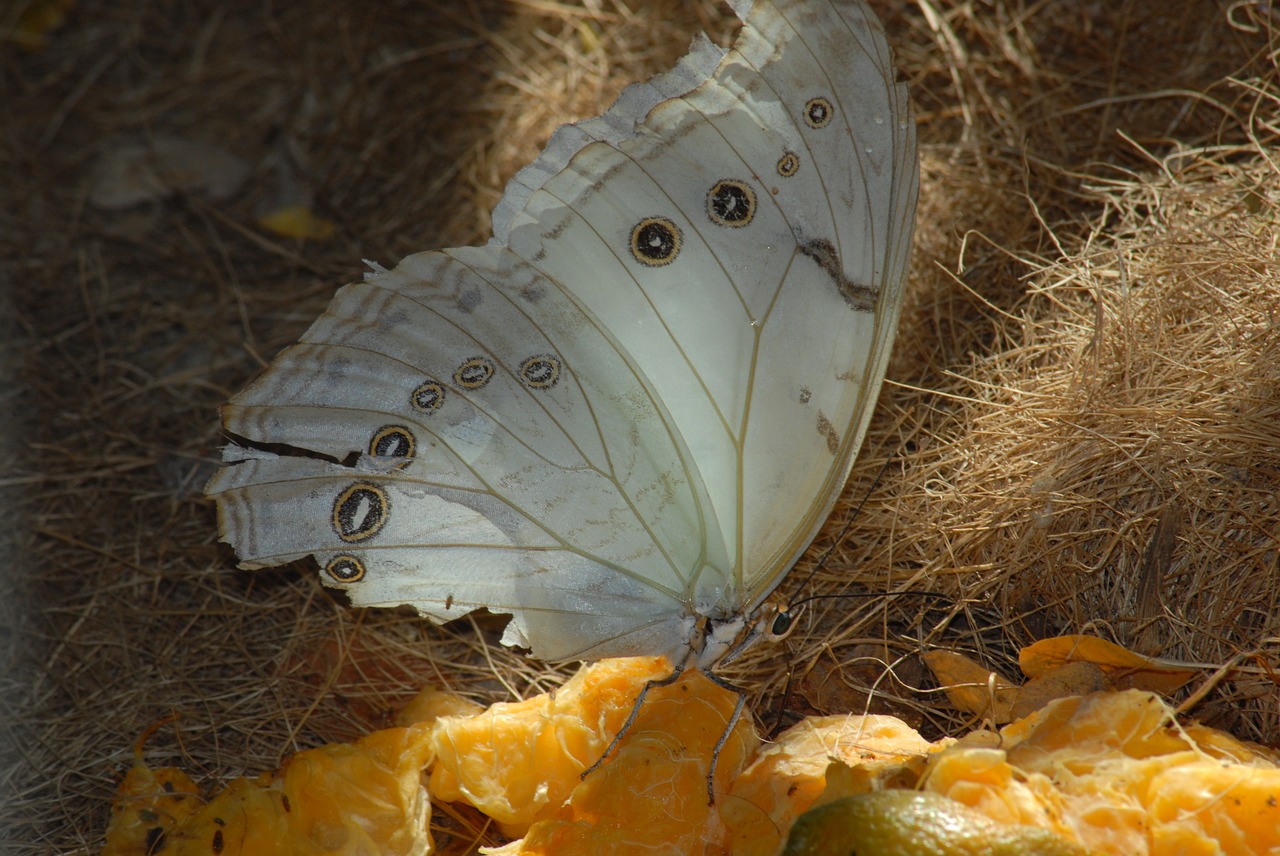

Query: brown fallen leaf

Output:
[922, 650, 1019, 723]
[1019, 635, 1196, 696]
[1010, 660, 1107, 721]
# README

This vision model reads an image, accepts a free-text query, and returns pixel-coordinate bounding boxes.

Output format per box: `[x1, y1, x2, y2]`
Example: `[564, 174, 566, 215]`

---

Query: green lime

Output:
[781, 790, 1089, 856]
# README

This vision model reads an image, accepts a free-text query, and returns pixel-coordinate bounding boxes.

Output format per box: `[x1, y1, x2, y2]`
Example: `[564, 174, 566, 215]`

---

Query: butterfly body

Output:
[208, 0, 918, 670]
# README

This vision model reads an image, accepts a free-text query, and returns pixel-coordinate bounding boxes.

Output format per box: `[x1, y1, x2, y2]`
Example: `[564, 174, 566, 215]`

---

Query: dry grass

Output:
[2, 0, 1278, 853]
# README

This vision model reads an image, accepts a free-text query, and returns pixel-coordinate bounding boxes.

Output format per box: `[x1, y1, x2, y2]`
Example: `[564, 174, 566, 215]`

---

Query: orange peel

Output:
[103, 722, 436, 855]
[103, 662, 1280, 856]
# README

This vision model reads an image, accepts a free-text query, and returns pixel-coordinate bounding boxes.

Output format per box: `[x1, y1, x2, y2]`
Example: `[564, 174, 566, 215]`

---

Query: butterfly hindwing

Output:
[211, 246, 730, 660]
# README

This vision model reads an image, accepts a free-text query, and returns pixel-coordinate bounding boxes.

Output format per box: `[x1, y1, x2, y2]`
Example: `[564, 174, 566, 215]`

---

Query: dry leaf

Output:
[923, 650, 1019, 723]
[1019, 635, 1196, 695]
[1010, 661, 1107, 721]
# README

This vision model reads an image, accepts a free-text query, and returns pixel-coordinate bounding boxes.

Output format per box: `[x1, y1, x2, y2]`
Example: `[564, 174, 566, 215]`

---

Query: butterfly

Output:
[207, 0, 917, 684]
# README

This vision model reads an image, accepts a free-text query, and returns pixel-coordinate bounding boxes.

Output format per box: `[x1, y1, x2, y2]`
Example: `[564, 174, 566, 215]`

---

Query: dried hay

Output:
[2, 0, 1277, 853]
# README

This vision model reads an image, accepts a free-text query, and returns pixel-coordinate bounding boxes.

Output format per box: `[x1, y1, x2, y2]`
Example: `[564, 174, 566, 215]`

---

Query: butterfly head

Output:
[694, 597, 799, 670]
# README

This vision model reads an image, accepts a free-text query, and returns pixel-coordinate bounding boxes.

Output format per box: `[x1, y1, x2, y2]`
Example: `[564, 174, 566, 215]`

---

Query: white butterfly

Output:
[207, 0, 918, 678]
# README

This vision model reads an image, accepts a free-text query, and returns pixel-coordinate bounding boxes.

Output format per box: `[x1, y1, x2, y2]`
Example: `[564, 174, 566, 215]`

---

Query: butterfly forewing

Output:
[732, 0, 919, 601]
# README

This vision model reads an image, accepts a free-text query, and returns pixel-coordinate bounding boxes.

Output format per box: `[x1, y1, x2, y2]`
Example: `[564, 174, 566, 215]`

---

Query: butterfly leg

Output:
[580, 660, 687, 782]
[704, 671, 747, 806]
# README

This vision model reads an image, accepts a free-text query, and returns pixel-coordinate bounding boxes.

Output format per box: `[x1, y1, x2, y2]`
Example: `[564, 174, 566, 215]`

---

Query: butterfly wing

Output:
[210, 247, 724, 661]
[731, 0, 919, 603]
[206, 0, 917, 662]
[494, 0, 918, 613]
